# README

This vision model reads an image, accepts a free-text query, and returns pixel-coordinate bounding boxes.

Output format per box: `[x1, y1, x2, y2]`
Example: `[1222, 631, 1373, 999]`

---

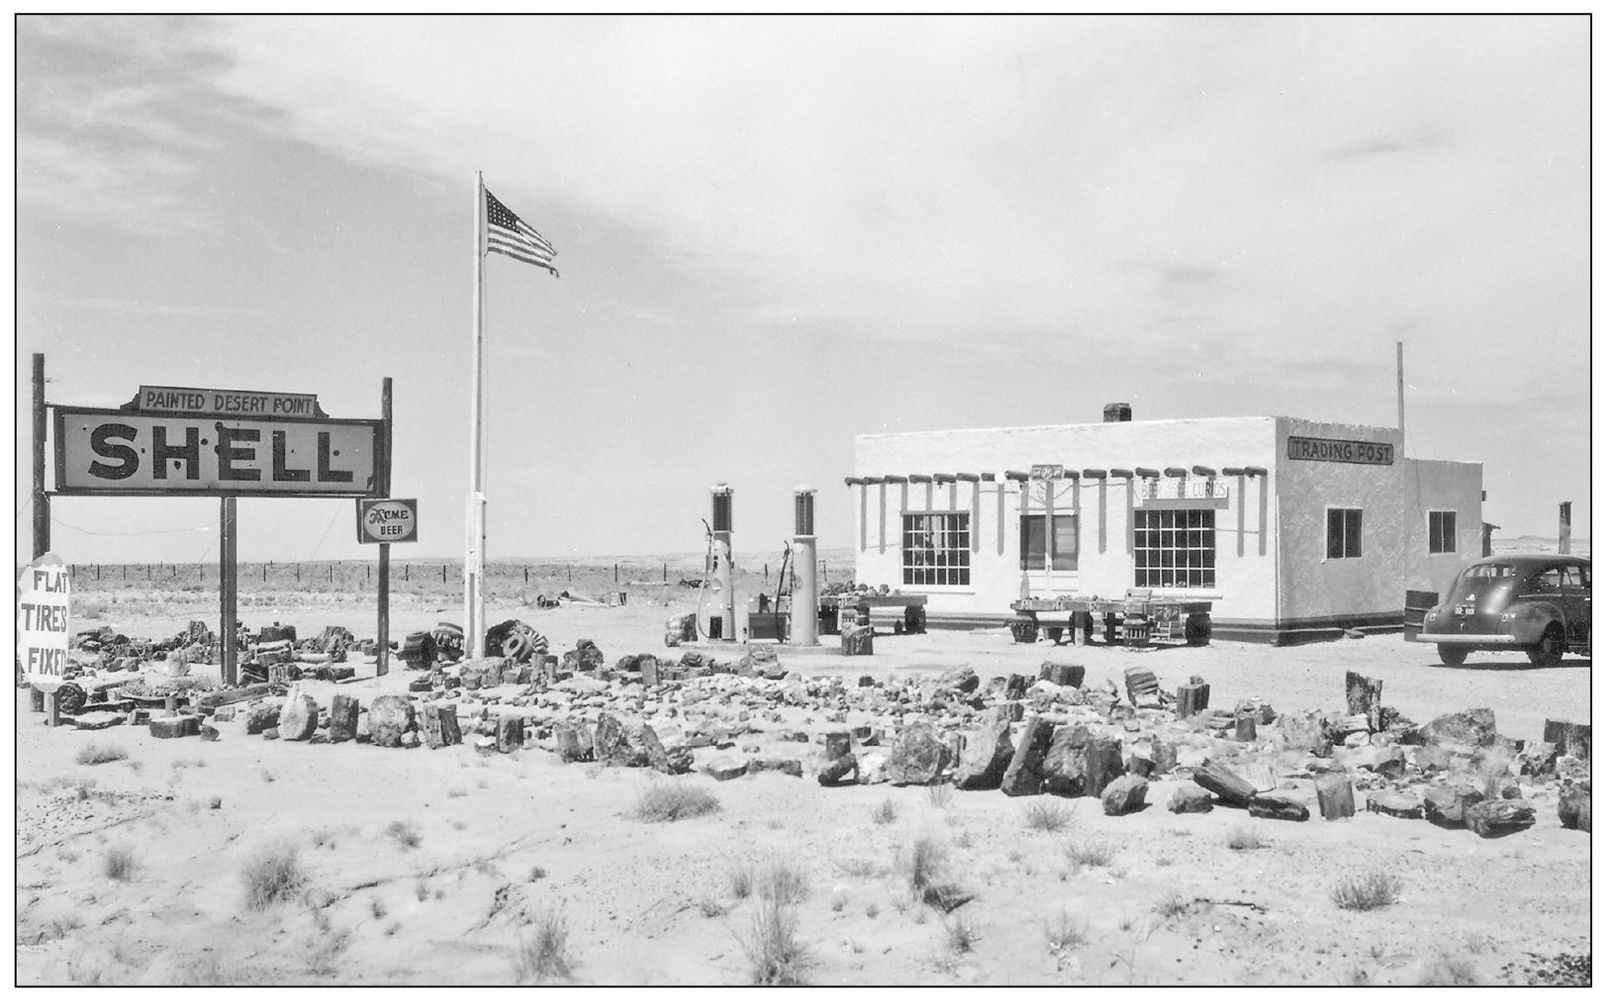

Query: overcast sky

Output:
[13, 14, 1590, 564]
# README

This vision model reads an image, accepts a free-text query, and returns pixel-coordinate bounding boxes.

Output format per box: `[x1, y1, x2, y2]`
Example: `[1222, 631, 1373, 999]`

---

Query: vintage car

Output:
[1417, 554, 1590, 666]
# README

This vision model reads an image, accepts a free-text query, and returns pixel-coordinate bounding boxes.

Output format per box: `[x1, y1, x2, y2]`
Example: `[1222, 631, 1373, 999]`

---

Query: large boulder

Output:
[245, 704, 281, 735]
[1465, 799, 1535, 837]
[1101, 774, 1149, 815]
[496, 714, 524, 753]
[328, 694, 360, 743]
[1000, 716, 1056, 796]
[1167, 786, 1213, 813]
[1423, 782, 1485, 827]
[1420, 708, 1497, 751]
[1194, 760, 1257, 806]
[1040, 724, 1091, 796]
[1249, 793, 1310, 822]
[1083, 736, 1126, 798]
[1276, 711, 1331, 757]
[457, 656, 506, 690]
[701, 753, 748, 782]
[367, 695, 415, 748]
[1558, 779, 1591, 832]
[279, 694, 319, 741]
[553, 719, 593, 762]
[418, 703, 462, 750]
[593, 712, 647, 767]
[817, 752, 858, 786]
[938, 666, 979, 693]
[1039, 662, 1085, 688]
[641, 722, 694, 775]
[951, 707, 1014, 790]
[888, 720, 951, 786]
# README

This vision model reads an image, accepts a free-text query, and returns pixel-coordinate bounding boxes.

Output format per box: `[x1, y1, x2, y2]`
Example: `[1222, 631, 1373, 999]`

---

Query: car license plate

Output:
[1456, 604, 1474, 617]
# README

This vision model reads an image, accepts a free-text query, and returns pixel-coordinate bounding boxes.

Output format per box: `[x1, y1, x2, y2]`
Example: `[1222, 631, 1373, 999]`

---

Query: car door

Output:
[1558, 564, 1591, 646]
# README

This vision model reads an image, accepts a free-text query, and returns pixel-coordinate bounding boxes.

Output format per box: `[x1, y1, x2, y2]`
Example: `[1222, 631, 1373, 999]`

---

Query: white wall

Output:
[1272, 418, 1482, 625]
[849, 417, 1280, 625]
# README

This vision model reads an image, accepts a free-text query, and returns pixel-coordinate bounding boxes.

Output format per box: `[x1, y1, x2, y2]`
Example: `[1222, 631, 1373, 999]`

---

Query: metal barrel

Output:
[1403, 589, 1440, 641]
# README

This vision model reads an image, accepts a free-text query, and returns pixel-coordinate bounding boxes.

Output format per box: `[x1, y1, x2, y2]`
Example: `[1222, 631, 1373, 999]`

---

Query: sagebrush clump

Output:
[633, 784, 720, 822]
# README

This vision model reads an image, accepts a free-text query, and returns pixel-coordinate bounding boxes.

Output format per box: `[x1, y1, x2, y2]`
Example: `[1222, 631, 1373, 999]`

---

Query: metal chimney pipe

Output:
[789, 486, 820, 647]
[1559, 501, 1572, 555]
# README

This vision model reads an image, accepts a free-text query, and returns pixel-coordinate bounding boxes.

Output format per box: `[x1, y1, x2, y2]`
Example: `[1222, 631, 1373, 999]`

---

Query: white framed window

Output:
[1327, 507, 1363, 559]
[903, 512, 970, 586]
[1020, 514, 1078, 571]
[1428, 510, 1456, 554]
[1133, 508, 1215, 588]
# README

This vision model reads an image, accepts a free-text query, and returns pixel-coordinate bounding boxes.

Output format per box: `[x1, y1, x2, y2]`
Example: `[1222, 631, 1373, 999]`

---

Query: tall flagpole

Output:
[466, 171, 487, 656]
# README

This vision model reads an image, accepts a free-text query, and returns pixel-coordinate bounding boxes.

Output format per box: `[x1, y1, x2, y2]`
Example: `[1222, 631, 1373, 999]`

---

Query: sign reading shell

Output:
[17, 552, 70, 690]
[53, 408, 383, 497]
[357, 498, 418, 544]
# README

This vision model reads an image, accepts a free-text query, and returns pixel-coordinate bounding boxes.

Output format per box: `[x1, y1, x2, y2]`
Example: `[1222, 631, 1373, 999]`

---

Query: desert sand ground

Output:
[13, 556, 1592, 986]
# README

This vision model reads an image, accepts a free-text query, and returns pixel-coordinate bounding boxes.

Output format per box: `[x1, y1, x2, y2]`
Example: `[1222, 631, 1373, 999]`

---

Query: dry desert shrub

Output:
[1331, 869, 1403, 911]
[104, 845, 138, 882]
[741, 896, 813, 986]
[1062, 837, 1116, 870]
[633, 783, 720, 822]
[756, 861, 810, 905]
[897, 835, 969, 911]
[242, 842, 307, 910]
[514, 908, 572, 983]
[1419, 954, 1480, 986]
[943, 915, 979, 953]
[728, 865, 754, 899]
[74, 743, 127, 766]
[1226, 824, 1269, 851]
[1045, 909, 1089, 954]
[927, 784, 955, 809]
[1153, 890, 1193, 921]
[698, 897, 727, 918]
[1024, 801, 1075, 832]
[384, 820, 422, 849]
[872, 798, 899, 825]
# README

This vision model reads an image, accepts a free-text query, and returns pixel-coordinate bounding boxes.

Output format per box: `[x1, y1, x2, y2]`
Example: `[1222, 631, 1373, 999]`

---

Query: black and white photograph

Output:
[12, 14, 1592, 987]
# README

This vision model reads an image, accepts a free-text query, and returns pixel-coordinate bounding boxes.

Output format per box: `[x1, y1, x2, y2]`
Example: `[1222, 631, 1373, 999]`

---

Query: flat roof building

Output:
[844, 408, 1482, 644]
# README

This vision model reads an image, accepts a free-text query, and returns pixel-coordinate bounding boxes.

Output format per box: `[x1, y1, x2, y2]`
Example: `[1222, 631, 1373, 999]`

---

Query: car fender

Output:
[1507, 601, 1562, 644]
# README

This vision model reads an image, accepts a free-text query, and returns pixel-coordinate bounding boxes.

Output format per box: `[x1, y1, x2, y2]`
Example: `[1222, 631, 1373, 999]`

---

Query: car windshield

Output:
[1457, 564, 1516, 584]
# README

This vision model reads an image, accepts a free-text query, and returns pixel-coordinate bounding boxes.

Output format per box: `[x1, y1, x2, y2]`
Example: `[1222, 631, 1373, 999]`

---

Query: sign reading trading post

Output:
[17, 553, 70, 690]
[53, 405, 384, 498]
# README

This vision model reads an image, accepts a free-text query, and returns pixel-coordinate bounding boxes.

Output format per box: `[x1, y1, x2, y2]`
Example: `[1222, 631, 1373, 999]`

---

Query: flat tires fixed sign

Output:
[357, 498, 418, 544]
[18, 552, 70, 690]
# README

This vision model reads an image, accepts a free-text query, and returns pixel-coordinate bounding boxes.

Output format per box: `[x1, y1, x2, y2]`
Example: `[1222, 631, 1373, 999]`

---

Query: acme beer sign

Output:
[1286, 435, 1395, 466]
[53, 408, 383, 497]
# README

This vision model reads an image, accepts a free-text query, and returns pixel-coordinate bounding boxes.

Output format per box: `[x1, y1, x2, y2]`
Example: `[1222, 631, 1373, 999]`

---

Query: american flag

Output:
[484, 187, 559, 276]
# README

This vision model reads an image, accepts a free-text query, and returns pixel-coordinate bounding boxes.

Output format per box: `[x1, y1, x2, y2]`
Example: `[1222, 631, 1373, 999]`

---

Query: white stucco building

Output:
[844, 408, 1482, 644]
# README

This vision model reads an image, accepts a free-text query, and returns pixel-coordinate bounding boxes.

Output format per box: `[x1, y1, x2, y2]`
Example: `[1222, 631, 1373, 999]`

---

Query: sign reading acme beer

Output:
[54, 406, 383, 497]
[1286, 435, 1395, 466]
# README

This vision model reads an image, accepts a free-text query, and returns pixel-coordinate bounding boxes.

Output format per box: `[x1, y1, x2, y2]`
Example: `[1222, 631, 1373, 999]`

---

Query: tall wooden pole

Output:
[220, 497, 238, 685]
[465, 171, 488, 657]
[377, 376, 393, 675]
[32, 353, 49, 559]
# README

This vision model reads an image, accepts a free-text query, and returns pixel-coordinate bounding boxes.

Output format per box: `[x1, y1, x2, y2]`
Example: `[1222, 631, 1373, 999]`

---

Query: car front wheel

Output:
[1437, 644, 1469, 666]
[1528, 625, 1565, 668]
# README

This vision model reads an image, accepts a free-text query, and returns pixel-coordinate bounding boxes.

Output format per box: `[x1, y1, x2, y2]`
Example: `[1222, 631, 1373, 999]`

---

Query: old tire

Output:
[1528, 625, 1565, 668]
[1184, 613, 1212, 647]
[1437, 644, 1469, 666]
[54, 680, 87, 716]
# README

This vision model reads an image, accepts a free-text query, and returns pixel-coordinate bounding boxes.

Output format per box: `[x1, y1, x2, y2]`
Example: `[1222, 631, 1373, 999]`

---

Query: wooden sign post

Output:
[39, 363, 394, 688]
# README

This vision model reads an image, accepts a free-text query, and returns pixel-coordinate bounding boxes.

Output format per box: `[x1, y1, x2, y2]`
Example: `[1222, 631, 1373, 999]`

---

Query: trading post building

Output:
[843, 407, 1482, 644]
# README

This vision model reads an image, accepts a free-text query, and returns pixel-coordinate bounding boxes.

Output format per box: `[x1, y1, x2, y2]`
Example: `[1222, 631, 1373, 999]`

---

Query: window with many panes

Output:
[902, 513, 970, 586]
[1428, 510, 1456, 554]
[1020, 514, 1078, 571]
[1133, 509, 1215, 588]
[1327, 508, 1363, 559]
